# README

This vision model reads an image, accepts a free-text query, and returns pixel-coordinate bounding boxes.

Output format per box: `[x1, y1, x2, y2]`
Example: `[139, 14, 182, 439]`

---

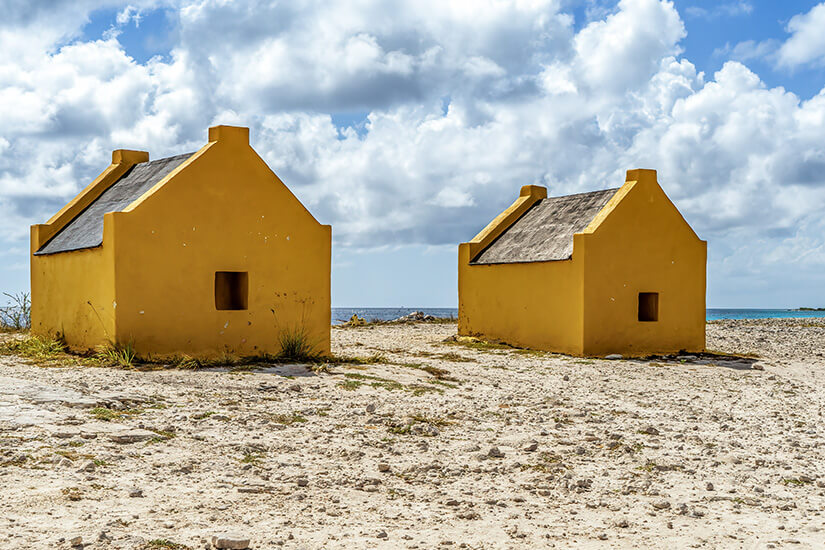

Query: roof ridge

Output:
[138, 152, 195, 166]
[545, 187, 620, 200]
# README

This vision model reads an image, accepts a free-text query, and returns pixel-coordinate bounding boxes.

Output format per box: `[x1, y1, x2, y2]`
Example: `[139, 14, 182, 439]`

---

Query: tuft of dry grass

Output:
[0, 334, 74, 364]
[143, 540, 192, 550]
[96, 341, 137, 368]
[89, 407, 143, 422]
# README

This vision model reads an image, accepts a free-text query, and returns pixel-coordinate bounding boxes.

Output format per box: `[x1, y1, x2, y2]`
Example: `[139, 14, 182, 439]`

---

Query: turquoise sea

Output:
[331, 307, 825, 325]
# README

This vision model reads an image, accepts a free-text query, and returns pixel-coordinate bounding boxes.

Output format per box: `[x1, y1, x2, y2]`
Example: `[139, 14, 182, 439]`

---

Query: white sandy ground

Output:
[0, 319, 824, 549]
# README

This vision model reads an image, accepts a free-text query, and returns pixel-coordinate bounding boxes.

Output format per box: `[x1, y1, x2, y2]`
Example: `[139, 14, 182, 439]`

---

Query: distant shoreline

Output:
[330, 307, 825, 324]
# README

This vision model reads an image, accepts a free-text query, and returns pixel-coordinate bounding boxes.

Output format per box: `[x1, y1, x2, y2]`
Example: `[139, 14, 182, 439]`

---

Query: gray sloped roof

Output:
[36, 153, 193, 255]
[471, 188, 619, 264]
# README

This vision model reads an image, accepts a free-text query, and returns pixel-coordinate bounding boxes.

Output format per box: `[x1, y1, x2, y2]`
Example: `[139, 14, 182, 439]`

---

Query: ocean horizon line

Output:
[330, 307, 825, 324]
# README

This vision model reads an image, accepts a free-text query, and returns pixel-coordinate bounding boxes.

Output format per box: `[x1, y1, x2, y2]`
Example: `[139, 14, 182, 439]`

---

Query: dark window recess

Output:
[215, 271, 248, 310]
[638, 292, 659, 322]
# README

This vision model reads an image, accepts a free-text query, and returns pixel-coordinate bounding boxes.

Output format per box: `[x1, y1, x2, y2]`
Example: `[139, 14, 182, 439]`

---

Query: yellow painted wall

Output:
[31, 126, 331, 359]
[458, 169, 706, 357]
[458, 243, 584, 355]
[30, 225, 116, 350]
[579, 170, 706, 356]
[111, 126, 331, 358]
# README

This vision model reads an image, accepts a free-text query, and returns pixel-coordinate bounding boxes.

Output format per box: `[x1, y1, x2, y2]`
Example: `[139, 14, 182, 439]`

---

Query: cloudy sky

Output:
[1, 0, 825, 308]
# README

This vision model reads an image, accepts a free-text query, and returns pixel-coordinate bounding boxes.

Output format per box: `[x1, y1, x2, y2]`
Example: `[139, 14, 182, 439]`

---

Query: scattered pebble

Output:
[488, 446, 504, 458]
[211, 532, 251, 549]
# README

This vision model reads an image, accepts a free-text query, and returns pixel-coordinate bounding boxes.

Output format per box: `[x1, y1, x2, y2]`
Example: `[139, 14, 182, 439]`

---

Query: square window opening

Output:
[215, 271, 248, 311]
[638, 292, 658, 322]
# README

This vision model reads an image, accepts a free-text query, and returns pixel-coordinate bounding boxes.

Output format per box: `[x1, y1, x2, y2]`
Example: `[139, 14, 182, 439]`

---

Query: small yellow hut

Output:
[458, 169, 706, 357]
[31, 125, 331, 358]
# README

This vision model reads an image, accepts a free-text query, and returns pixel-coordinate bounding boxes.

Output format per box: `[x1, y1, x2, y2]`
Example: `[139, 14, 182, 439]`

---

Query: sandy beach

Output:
[1, 318, 824, 549]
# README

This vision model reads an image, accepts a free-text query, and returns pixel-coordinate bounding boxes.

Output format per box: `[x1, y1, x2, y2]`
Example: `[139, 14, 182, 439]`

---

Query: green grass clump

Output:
[240, 452, 265, 465]
[277, 326, 319, 362]
[408, 413, 453, 427]
[0, 334, 70, 362]
[89, 407, 143, 422]
[143, 540, 191, 550]
[96, 341, 137, 368]
[782, 477, 813, 486]
[338, 380, 363, 390]
[270, 412, 308, 425]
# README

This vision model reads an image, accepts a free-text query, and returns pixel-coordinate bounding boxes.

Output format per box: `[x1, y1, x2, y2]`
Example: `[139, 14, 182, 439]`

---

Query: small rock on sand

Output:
[523, 440, 538, 452]
[211, 533, 251, 549]
[108, 430, 155, 444]
[605, 354, 622, 360]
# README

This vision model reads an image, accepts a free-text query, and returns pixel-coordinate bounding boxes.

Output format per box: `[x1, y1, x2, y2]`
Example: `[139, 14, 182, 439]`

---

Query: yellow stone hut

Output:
[31, 125, 331, 358]
[458, 169, 706, 357]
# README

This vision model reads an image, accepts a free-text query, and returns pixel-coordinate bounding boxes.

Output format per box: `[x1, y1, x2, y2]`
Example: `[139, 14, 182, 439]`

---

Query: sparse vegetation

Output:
[143, 540, 192, 550]
[329, 353, 388, 365]
[89, 407, 143, 422]
[442, 334, 515, 351]
[408, 413, 453, 427]
[338, 379, 363, 390]
[522, 451, 563, 473]
[270, 412, 308, 425]
[96, 341, 137, 368]
[277, 326, 319, 362]
[781, 477, 813, 486]
[0, 334, 73, 364]
[0, 292, 31, 331]
[388, 413, 452, 436]
[240, 452, 265, 465]
[148, 428, 176, 442]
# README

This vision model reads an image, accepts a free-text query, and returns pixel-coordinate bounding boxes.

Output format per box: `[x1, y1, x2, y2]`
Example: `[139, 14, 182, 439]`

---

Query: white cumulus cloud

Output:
[777, 2, 825, 68]
[0, 0, 824, 306]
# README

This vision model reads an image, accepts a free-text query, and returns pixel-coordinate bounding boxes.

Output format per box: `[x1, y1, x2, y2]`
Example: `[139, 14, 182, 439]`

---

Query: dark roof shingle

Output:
[36, 153, 193, 255]
[471, 188, 619, 264]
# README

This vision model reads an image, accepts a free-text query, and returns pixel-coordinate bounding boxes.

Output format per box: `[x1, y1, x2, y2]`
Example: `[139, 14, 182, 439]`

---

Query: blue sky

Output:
[1, 0, 825, 308]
